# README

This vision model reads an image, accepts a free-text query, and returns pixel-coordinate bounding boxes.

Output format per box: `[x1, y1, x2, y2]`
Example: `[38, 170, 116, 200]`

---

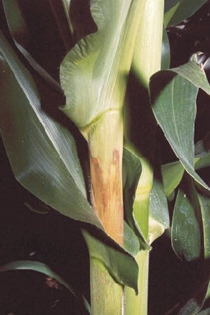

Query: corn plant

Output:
[0, 0, 210, 314]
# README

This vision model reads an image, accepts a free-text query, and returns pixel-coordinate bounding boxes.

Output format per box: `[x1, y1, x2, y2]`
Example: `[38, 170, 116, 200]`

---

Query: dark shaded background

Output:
[0, 1, 210, 314]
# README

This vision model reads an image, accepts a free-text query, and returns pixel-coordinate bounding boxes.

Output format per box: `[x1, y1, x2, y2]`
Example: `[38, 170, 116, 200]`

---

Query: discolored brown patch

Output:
[90, 149, 123, 246]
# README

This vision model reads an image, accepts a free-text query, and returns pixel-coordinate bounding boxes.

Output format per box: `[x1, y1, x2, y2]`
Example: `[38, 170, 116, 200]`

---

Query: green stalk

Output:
[86, 110, 124, 245]
[79, 2, 150, 314]
[124, 0, 164, 314]
[90, 258, 124, 315]
[125, 250, 149, 314]
[85, 110, 124, 314]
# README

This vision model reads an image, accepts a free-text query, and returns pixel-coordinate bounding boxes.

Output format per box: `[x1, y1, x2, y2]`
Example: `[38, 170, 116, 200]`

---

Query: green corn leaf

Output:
[123, 147, 150, 248]
[150, 60, 210, 192]
[171, 176, 202, 261]
[149, 173, 170, 244]
[164, 0, 207, 27]
[124, 221, 140, 257]
[2, 0, 62, 91]
[0, 31, 138, 291]
[198, 194, 210, 259]
[162, 161, 185, 197]
[60, 0, 145, 131]
[161, 27, 171, 70]
[0, 30, 102, 228]
[164, 0, 180, 13]
[82, 228, 139, 293]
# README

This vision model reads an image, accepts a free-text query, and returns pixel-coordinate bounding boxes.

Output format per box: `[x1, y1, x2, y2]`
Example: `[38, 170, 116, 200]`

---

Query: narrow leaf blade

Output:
[172, 177, 202, 261]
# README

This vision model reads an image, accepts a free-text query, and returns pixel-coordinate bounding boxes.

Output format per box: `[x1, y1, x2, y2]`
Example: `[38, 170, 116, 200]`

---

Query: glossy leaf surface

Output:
[0, 31, 102, 228]
[0, 32, 139, 292]
[162, 161, 184, 197]
[149, 174, 169, 244]
[150, 60, 210, 191]
[161, 27, 170, 70]
[82, 229, 139, 293]
[172, 177, 201, 261]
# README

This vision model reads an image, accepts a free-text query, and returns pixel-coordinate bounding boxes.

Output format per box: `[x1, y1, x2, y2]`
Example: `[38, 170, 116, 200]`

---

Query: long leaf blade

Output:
[150, 60, 210, 191]
[0, 31, 102, 228]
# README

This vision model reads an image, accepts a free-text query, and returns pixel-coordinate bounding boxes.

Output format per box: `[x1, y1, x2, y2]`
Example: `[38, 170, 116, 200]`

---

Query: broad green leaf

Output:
[198, 194, 210, 259]
[124, 221, 140, 256]
[150, 60, 210, 191]
[162, 161, 185, 197]
[164, 0, 207, 27]
[82, 229, 139, 293]
[0, 30, 102, 229]
[0, 32, 139, 291]
[171, 177, 202, 261]
[60, 0, 146, 130]
[2, 0, 62, 92]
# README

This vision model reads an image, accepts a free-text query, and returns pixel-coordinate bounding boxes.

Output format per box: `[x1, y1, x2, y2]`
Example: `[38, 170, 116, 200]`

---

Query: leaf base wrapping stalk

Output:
[85, 110, 124, 314]
[86, 110, 124, 246]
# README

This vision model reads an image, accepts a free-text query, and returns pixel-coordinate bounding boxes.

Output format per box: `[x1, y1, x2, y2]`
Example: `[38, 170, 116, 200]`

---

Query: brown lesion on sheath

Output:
[90, 149, 123, 246]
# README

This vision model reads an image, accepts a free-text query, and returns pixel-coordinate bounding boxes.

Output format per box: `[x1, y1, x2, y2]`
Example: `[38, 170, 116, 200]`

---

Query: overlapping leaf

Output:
[0, 31, 139, 291]
[150, 60, 210, 192]
[60, 0, 145, 129]
[162, 161, 184, 197]
[171, 177, 202, 261]
[0, 31, 102, 227]
[82, 228, 139, 293]
[149, 174, 169, 244]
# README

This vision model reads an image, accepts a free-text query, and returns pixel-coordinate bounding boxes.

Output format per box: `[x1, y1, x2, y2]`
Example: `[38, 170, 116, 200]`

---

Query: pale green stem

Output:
[86, 110, 124, 314]
[90, 258, 124, 315]
[124, 250, 149, 315]
[124, 0, 164, 314]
